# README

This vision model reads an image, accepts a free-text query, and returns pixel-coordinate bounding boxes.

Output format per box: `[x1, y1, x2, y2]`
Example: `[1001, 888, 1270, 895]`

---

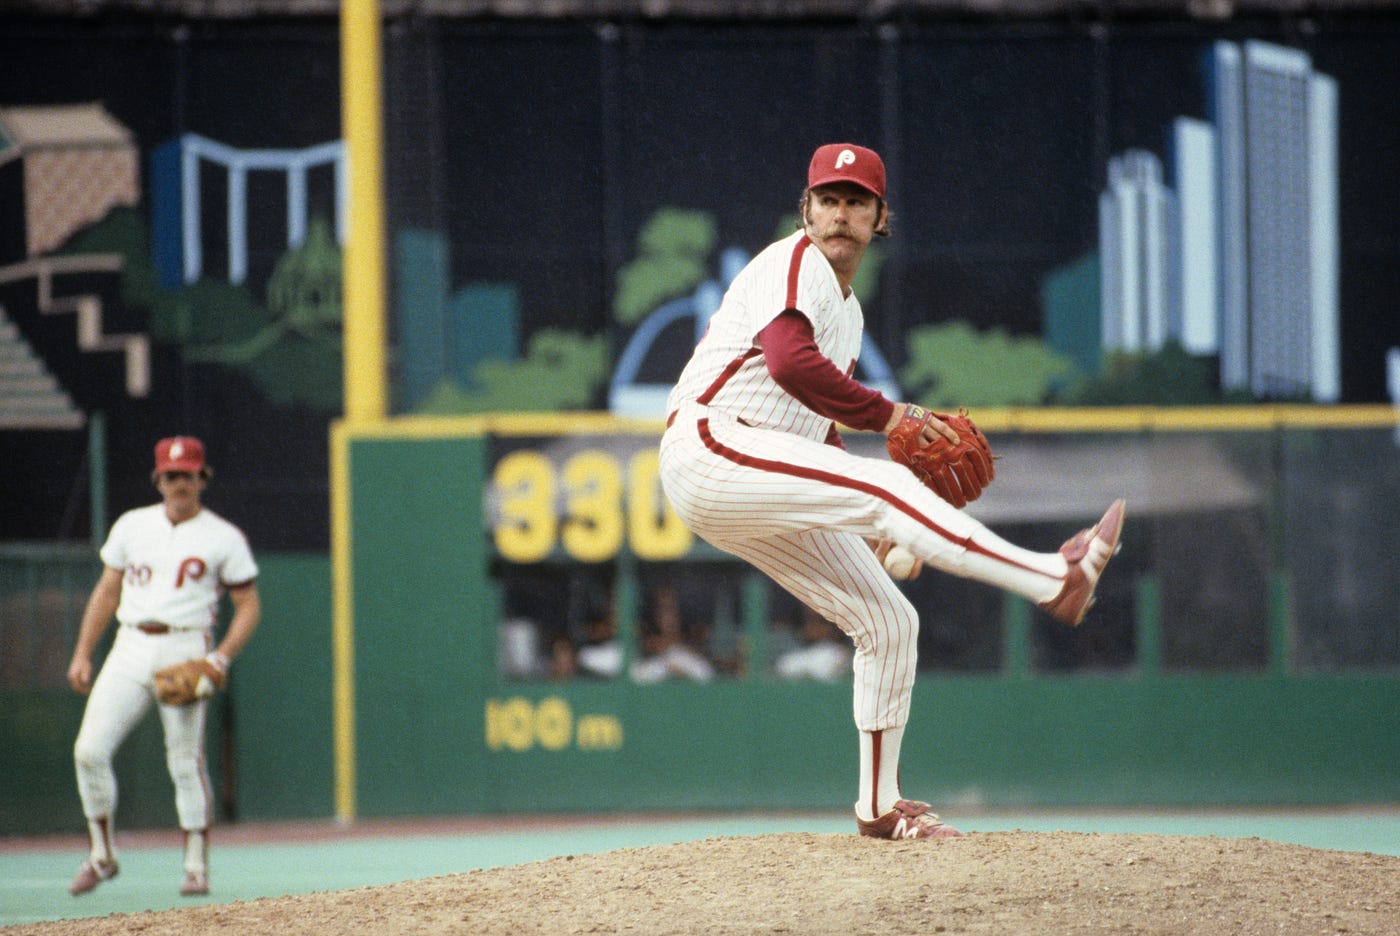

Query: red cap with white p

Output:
[154, 436, 206, 474]
[807, 143, 886, 198]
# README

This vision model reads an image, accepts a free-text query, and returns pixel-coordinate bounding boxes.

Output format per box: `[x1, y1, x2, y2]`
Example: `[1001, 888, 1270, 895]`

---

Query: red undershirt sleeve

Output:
[757, 310, 896, 439]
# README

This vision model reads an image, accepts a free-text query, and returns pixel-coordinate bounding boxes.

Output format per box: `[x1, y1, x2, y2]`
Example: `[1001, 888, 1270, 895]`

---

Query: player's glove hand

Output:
[886, 405, 996, 509]
[154, 654, 229, 706]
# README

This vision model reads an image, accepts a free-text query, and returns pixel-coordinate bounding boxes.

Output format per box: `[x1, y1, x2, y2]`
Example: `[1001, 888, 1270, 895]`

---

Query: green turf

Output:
[5, 810, 1397, 927]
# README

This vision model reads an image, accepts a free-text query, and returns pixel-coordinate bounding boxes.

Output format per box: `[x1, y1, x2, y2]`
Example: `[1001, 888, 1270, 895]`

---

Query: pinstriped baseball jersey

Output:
[666, 229, 863, 442]
[660, 228, 1073, 733]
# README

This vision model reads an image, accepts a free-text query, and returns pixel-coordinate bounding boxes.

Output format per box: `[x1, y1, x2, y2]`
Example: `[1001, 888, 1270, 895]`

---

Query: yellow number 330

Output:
[491, 448, 692, 563]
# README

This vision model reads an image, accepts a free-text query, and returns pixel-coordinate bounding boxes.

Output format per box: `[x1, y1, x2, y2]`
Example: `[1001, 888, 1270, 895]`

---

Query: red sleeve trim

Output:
[786, 234, 812, 309]
[758, 311, 894, 432]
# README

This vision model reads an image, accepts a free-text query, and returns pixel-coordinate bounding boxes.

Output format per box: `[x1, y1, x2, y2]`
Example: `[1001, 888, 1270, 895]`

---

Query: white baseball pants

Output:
[73, 626, 215, 831]
[660, 403, 1066, 731]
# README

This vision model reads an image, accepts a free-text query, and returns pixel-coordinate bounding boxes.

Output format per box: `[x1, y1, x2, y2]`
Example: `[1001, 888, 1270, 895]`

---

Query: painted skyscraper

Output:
[1099, 40, 1339, 402]
[1170, 117, 1219, 356]
[1099, 150, 1175, 353]
[1213, 40, 1339, 401]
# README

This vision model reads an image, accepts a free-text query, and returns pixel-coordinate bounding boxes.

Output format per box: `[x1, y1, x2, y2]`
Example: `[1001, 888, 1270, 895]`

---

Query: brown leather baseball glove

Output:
[886, 405, 996, 509]
[154, 657, 227, 706]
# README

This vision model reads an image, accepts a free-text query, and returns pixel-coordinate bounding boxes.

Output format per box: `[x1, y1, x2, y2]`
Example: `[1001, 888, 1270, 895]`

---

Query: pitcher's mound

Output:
[17, 830, 1400, 935]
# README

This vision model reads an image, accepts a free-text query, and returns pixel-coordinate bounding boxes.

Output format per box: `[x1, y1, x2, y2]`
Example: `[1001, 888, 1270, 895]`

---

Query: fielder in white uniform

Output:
[659, 143, 1125, 841]
[66, 436, 261, 896]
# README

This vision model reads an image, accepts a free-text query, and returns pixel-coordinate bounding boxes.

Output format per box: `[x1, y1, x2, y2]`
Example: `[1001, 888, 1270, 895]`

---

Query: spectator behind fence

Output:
[631, 583, 715, 683]
[775, 604, 852, 681]
[574, 578, 622, 680]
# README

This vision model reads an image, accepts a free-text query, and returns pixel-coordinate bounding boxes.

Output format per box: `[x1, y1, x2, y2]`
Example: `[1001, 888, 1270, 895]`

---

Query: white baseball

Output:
[883, 545, 917, 580]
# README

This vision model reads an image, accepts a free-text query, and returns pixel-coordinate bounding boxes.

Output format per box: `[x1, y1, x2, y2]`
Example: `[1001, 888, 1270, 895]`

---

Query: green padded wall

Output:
[335, 429, 1400, 817]
[348, 436, 494, 815]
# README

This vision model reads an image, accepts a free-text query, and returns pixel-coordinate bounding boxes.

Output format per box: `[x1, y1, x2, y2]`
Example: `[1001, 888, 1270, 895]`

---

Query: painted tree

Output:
[416, 330, 610, 414]
[901, 321, 1078, 408]
[612, 209, 716, 326]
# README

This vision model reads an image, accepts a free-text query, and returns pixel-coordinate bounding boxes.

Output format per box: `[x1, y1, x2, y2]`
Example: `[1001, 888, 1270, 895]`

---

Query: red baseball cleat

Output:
[69, 857, 119, 896]
[856, 799, 963, 840]
[1040, 498, 1126, 627]
[180, 869, 209, 896]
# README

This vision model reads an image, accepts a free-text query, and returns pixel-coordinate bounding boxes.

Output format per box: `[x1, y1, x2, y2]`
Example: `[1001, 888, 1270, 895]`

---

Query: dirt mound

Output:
[13, 830, 1399, 935]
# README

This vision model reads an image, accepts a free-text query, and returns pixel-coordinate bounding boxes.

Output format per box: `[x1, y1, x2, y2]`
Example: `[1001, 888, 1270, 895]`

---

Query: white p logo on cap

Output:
[808, 143, 886, 197]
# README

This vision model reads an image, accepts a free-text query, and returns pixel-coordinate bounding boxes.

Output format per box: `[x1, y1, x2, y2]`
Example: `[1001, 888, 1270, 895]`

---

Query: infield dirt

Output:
[10, 830, 1399, 935]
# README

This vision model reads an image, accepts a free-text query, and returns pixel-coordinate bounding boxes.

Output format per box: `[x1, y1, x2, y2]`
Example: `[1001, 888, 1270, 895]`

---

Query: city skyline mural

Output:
[1, 15, 1398, 549]
[1099, 39, 1341, 403]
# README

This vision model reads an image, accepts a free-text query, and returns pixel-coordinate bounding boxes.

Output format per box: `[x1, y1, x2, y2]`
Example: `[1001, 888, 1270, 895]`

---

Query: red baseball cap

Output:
[154, 436, 206, 474]
[807, 143, 886, 198]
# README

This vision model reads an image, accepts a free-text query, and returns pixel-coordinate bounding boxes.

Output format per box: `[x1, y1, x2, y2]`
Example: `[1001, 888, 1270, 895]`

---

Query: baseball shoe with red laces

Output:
[1040, 498, 1126, 627]
[69, 857, 119, 895]
[180, 869, 210, 896]
[857, 800, 963, 840]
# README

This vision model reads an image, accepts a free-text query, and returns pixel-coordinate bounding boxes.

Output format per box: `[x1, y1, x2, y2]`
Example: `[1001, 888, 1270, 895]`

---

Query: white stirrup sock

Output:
[184, 829, 207, 874]
[926, 527, 1069, 605]
[857, 726, 906, 821]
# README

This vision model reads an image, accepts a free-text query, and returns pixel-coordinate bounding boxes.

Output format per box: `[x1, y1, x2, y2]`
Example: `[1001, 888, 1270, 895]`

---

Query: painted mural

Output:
[1, 16, 1398, 550]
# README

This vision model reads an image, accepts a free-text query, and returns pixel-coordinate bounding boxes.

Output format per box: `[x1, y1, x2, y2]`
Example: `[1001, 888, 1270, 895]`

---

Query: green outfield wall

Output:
[3, 408, 1399, 836]
[329, 409, 1400, 821]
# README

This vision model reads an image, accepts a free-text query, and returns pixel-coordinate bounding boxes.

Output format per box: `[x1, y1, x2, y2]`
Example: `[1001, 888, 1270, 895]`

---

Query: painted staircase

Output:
[0, 312, 83, 430]
[0, 254, 149, 431]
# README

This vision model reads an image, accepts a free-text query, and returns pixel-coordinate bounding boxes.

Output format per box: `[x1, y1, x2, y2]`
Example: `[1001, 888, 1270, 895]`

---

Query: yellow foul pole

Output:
[336, 0, 388, 824]
[342, 3, 387, 418]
